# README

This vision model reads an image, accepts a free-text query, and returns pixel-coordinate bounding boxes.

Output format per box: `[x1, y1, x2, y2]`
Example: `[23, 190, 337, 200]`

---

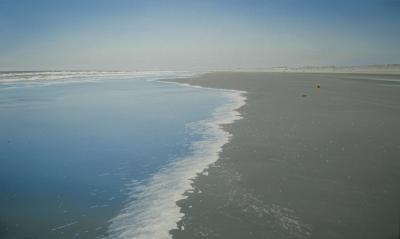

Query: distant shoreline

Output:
[1, 64, 400, 75]
[210, 64, 400, 75]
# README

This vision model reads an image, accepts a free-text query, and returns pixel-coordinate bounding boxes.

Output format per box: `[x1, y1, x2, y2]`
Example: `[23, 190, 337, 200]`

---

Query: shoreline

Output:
[169, 72, 400, 239]
[107, 79, 246, 238]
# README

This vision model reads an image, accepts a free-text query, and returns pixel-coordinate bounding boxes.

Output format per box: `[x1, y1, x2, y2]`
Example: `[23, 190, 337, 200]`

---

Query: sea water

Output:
[0, 72, 245, 238]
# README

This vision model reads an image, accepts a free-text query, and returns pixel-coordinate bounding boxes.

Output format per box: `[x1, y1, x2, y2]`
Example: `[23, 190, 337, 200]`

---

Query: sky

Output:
[0, 0, 399, 71]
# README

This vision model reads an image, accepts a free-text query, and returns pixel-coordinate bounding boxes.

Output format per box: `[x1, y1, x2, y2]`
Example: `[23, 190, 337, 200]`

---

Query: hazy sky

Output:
[0, 0, 399, 70]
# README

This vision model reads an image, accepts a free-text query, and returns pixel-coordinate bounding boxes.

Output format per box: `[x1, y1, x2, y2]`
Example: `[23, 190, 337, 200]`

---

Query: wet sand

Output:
[169, 72, 400, 239]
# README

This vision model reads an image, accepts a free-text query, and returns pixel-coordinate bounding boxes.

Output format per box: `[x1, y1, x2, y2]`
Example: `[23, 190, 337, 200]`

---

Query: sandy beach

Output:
[169, 72, 400, 239]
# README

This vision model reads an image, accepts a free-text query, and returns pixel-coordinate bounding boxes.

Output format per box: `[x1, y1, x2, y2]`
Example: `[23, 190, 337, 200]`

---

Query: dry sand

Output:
[169, 72, 400, 239]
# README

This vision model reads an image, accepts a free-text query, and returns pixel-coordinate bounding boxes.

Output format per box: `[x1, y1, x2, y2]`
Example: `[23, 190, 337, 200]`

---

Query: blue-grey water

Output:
[0, 72, 234, 238]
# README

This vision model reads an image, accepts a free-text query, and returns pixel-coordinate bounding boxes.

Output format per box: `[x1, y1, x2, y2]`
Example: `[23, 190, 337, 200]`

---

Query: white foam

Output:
[51, 221, 78, 231]
[0, 71, 195, 85]
[107, 81, 246, 239]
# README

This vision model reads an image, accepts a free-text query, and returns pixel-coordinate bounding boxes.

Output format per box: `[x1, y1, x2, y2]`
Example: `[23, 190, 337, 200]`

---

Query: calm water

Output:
[0, 72, 235, 238]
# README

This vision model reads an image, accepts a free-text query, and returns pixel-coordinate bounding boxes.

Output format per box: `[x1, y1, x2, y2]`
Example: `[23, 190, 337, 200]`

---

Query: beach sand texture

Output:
[170, 72, 400, 239]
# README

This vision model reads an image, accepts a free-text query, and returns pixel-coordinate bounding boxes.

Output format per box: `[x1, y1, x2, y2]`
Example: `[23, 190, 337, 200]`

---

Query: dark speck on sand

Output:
[169, 72, 400, 239]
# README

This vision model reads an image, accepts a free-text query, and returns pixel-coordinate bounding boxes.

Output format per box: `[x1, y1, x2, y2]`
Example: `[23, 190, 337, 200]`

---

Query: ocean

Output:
[0, 71, 245, 238]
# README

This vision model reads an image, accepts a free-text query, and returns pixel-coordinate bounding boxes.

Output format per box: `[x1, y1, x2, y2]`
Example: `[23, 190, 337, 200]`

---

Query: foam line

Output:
[107, 79, 246, 239]
[0, 71, 194, 84]
[51, 221, 78, 231]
